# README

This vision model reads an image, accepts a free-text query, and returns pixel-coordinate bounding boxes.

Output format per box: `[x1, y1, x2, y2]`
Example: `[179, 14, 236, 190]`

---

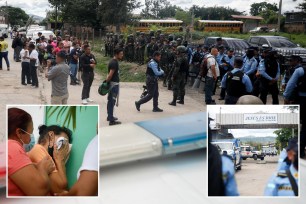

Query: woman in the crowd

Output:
[8, 108, 54, 196]
[28, 125, 72, 195]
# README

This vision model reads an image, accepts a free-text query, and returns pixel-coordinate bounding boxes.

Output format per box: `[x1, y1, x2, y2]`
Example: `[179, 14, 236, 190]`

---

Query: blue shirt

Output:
[277, 149, 290, 172]
[148, 59, 164, 76]
[281, 65, 301, 85]
[242, 57, 258, 75]
[264, 165, 298, 196]
[216, 52, 226, 66]
[221, 68, 253, 93]
[258, 59, 280, 81]
[222, 55, 235, 71]
[222, 156, 239, 196]
[283, 67, 306, 100]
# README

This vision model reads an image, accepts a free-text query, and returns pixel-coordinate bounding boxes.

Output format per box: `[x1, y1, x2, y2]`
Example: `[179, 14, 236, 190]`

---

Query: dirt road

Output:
[235, 155, 279, 196]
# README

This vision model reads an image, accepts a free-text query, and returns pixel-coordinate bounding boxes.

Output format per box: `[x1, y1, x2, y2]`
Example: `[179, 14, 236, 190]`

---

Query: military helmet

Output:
[177, 45, 187, 53]
[157, 29, 162, 33]
[160, 33, 164, 37]
[136, 31, 140, 35]
[110, 33, 114, 36]
[98, 81, 110, 96]
[170, 40, 177, 47]
[119, 34, 124, 37]
[106, 33, 109, 36]
[176, 38, 182, 42]
[140, 32, 145, 35]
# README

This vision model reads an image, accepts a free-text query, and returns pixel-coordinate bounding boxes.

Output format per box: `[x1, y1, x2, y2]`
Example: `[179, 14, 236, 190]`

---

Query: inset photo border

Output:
[6, 105, 99, 197]
[206, 105, 300, 197]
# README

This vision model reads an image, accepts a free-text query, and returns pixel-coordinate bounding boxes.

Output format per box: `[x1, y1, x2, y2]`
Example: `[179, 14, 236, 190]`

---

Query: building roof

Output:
[284, 11, 306, 15]
[198, 20, 243, 24]
[231, 15, 263, 20]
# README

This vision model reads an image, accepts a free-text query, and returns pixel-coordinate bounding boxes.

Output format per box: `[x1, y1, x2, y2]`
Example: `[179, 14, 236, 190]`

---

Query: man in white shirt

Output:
[205, 48, 220, 104]
[28, 43, 39, 88]
[20, 44, 31, 85]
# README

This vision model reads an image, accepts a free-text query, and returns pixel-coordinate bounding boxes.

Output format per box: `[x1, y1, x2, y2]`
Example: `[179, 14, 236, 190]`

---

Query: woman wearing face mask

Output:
[27, 125, 72, 195]
[8, 108, 55, 196]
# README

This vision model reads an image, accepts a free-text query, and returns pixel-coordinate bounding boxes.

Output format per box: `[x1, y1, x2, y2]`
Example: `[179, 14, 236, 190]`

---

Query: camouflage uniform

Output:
[167, 41, 177, 90]
[169, 46, 189, 106]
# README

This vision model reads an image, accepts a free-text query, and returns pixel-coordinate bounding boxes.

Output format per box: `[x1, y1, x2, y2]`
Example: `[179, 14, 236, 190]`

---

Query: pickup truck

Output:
[241, 145, 265, 160]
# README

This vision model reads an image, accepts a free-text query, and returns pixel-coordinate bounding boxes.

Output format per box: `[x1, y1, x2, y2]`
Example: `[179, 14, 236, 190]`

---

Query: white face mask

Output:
[20, 129, 35, 152]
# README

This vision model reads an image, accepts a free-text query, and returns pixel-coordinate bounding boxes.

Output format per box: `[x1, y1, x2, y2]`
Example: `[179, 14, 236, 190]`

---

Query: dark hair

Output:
[38, 125, 73, 144]
[28, 43, 35, 49]
[0, 36, 4, 40]
[153, 51, 161, 58]
[46, 45, 53, 53]
[8, 108, 32, 137]
[234, 57, 244, 68]
[83, 44, 90, 50]
[114, 48, 123, 55]
[57, 50, 67, 59]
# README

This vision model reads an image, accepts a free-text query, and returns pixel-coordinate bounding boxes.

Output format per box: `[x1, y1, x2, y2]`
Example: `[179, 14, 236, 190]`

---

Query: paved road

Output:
[0, 38, 205, 142]
[235, 156, 279, 196]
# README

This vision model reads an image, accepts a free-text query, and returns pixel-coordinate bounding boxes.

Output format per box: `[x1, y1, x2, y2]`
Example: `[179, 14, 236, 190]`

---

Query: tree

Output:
[191, 6, 243, 20]
[158, 5, 179, 19]
[297, 0, 306, 12]
[274, 128, 298, 150]
[141, 0, 170, 19]
[250, 2, 278, 16]
[175, 9, 192, 25]
[0, 6, 29, 26]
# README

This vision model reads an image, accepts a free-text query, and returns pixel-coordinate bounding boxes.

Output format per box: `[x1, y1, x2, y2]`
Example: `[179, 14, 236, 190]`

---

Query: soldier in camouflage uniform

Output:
[135, 31, 140, 63]
[138, 32, 146, 65]
[146, 37, 159, 62]
[169, 46, 189, 106]
[125, 34, 135, 62]
[160, 38, 170, 87]
[104, 33, 110, 57]
[109, 33, 114, 57]
[167, 41, 177, 90]
[118, 34, 125, 49]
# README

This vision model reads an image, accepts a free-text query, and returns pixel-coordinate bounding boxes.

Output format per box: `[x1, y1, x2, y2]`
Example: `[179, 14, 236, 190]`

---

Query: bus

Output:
[135, 19, 183, 33]
[196, 20, 243, 33]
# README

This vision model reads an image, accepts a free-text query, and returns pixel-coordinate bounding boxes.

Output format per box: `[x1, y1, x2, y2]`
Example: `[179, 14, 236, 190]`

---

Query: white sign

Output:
[243, 114, 278, 124]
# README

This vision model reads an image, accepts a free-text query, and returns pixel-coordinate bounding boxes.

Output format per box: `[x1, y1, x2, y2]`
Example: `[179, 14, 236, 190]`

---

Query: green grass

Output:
[92, 44, 146, 82]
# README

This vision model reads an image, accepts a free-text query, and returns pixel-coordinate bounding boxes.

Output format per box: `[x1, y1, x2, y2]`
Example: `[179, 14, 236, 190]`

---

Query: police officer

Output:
[135, 51, 164, 112]
[259, 50, 280, 104]
[189, 45, 203, 86]
[282, 55, 302, 93]
[169, 46, 189, 106]
[264, 138, 298, 196]
[221, 57, 253, 104]
[219, 48, 235, 100]
[208, 126, 239, 196]
[283, 58, 306, 158]
[214, 45, 226, 95]
[242, 48, 258, 83]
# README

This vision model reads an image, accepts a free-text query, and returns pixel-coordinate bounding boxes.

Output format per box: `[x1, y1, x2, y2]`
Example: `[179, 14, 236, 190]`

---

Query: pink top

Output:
[8, 139, 32, 196]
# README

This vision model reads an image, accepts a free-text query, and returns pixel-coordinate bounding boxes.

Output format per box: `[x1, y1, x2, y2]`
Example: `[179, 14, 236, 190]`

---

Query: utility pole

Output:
[277, 0, 282, 32]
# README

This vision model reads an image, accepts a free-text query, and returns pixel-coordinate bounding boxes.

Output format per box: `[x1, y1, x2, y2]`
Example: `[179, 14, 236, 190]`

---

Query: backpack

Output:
[200, 56, 213, 77]
[192, 52, 202, 63]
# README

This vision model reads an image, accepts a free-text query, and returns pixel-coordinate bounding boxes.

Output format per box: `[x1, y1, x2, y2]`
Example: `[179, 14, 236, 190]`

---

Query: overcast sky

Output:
[2, 0, 302, 18]
[208, 105, 297, 138]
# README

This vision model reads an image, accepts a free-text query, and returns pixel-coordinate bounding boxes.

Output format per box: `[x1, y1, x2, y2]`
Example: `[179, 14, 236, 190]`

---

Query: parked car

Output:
[249, 26, 269, 34]
[248, 35, 306, 65]
[0, 24, 8, 38]
[204, 37, 250, 56]
[26, 28, 44, 39]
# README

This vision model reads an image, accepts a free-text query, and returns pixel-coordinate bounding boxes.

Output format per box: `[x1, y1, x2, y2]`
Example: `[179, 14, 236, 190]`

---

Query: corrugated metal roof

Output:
[231, 15, 263, 20]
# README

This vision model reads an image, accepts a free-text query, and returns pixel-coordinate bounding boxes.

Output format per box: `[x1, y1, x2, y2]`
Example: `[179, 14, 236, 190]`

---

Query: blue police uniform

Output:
[222, 55, 235, 71]
[283, 67, 306, 99]
[277, 149, 290, 172]
[264, 164, 298, 196]
[222, 156, 239, 196]
[242, 57, 258, 76]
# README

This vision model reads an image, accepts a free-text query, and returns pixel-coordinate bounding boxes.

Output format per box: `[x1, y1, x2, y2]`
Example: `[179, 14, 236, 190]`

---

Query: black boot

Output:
[169, 95, 177, 106]
[135, 101, 141, 111]
[177, 96, 184, 105]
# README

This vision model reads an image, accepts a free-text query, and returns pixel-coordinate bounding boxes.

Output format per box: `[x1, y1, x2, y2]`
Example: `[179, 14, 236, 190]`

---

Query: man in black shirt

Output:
[80, 45, 96, 105]
[105, 48, 124, 126]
